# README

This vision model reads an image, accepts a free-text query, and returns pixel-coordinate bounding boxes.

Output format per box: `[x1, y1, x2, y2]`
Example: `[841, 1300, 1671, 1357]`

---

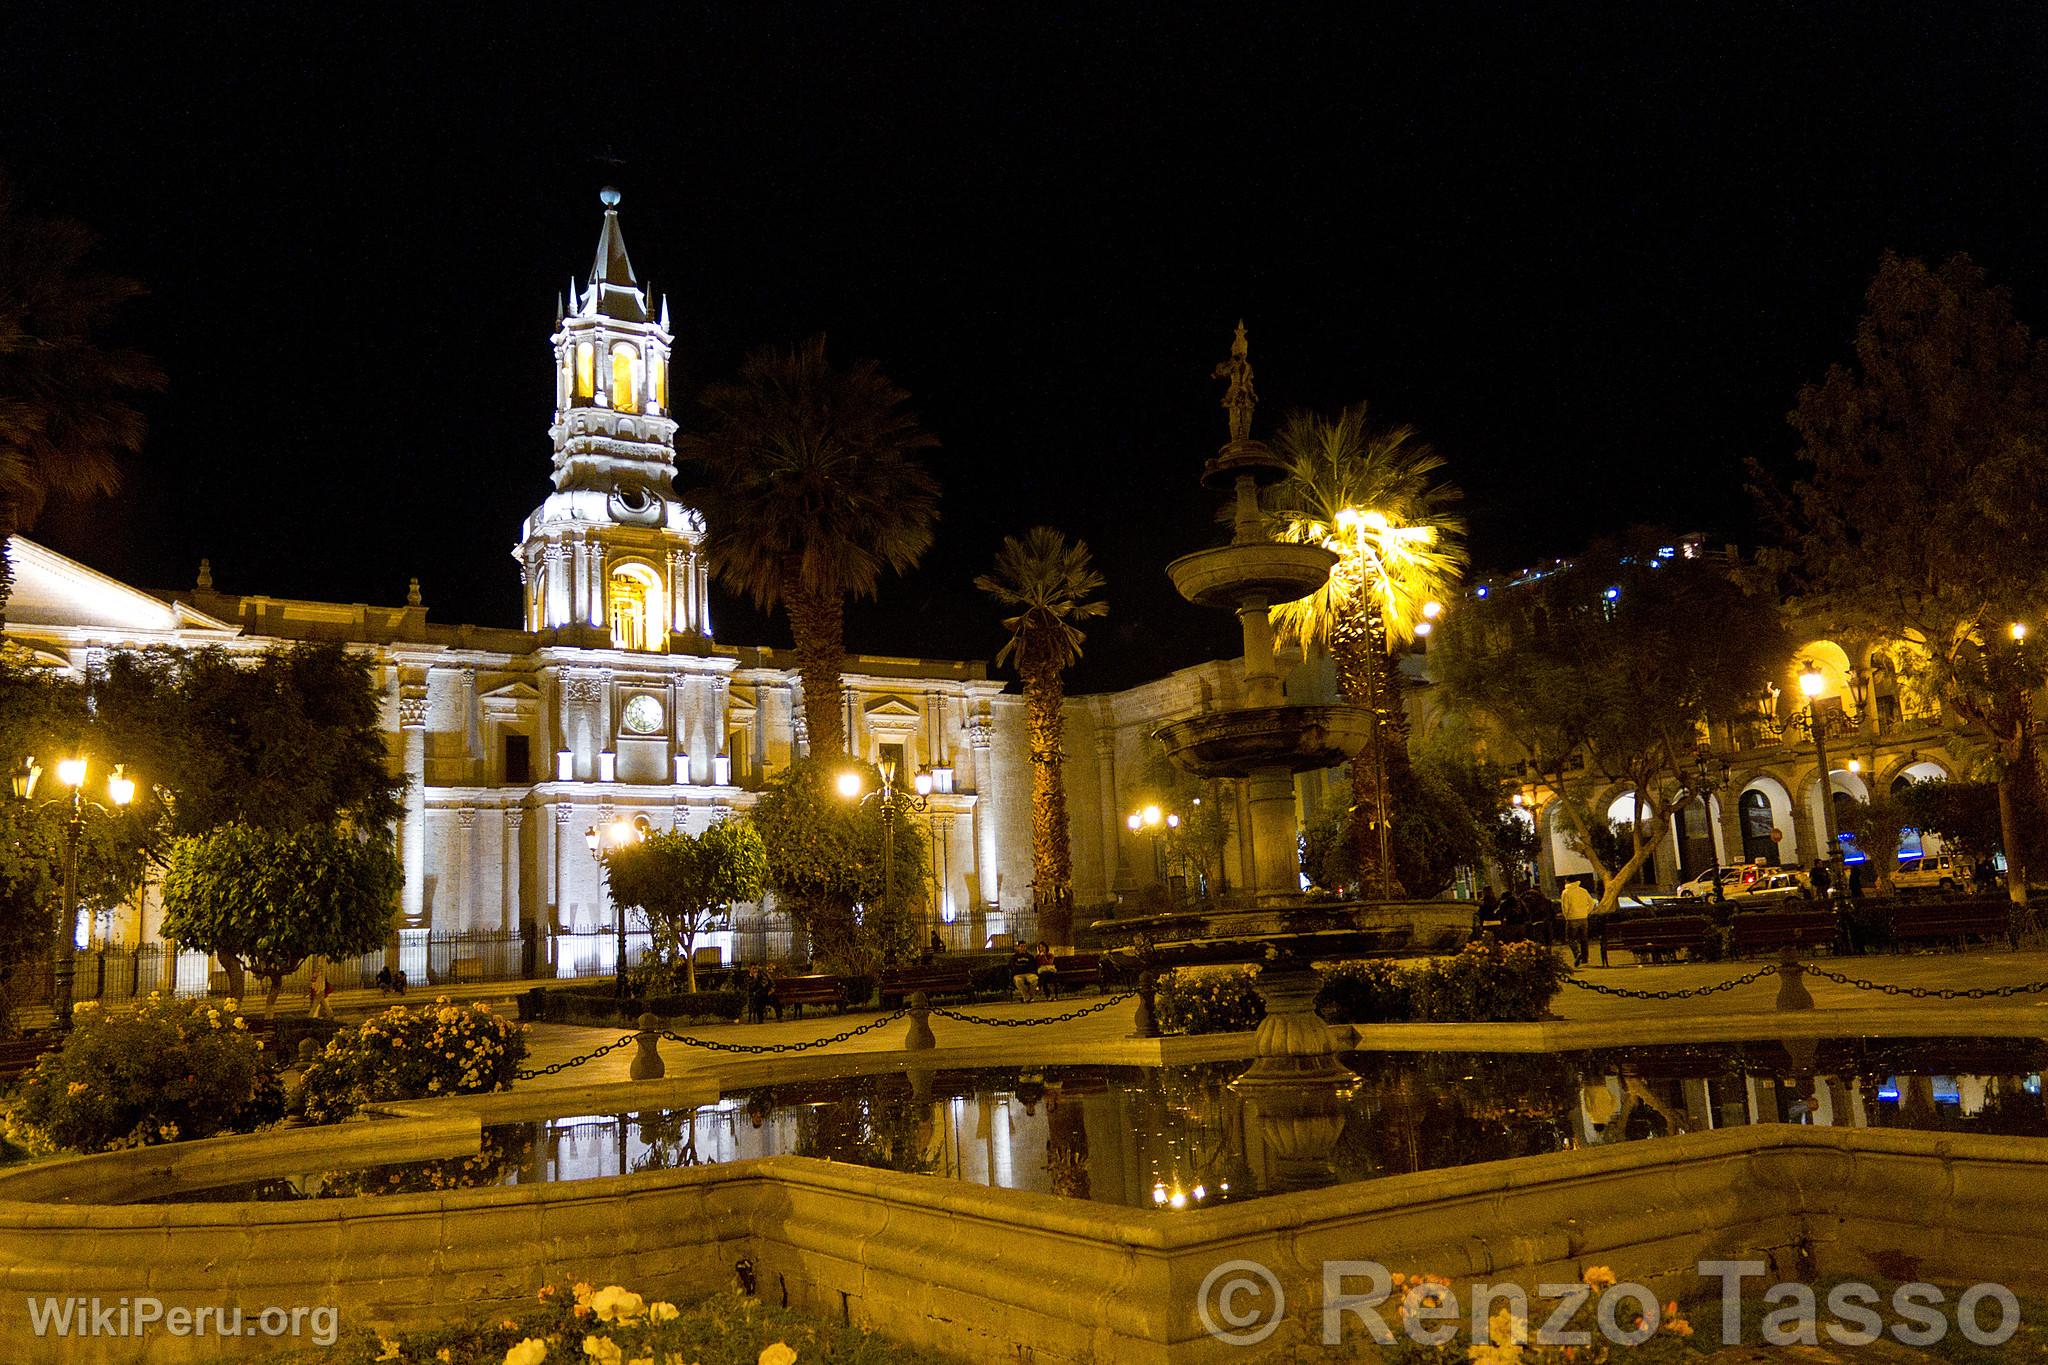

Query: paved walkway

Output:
[1552, 947, 2048, 1021]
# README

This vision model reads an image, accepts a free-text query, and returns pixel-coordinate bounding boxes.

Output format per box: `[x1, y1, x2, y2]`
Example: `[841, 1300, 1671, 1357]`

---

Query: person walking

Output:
[1809, 860, 1833, 902]
[1559, 877, 1596, 966]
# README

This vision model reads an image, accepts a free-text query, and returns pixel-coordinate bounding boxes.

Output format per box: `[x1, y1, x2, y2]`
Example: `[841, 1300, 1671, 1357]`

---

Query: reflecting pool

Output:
[150, 1036, 2048, 1207]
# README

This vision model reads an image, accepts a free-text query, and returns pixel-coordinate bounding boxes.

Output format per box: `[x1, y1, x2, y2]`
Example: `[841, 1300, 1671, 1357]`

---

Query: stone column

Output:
[455, 807, 476, 931]
[399, 681, 429, 928]
[670, 548, 690, 635]
[462, 667, 483, 775]
[1245, 767, 1300, 901]
[968, 711, 999, 908]
[1094, 724, 1124, 900]
[547, 542, 570, 630]
[696, 558, 713, 637]
[502, 806, 525, 933]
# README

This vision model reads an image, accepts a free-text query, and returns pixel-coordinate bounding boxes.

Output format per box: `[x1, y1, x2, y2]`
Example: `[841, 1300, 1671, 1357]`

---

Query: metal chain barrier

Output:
[930, 991, 1136, 1027]
[513, 1033, 637, 1080]
[1562, 967, 1778, 1000]
[1801, 965, 2048, 1001]
[658, 1009, 912, 1055]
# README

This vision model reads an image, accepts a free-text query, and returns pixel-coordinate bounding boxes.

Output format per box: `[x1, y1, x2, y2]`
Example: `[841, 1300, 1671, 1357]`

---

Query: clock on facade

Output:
[620, 693, 665, 735]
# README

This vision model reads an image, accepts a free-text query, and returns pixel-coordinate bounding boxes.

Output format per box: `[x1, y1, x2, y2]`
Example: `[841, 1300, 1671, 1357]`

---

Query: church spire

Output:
[578, 187, 651, 323]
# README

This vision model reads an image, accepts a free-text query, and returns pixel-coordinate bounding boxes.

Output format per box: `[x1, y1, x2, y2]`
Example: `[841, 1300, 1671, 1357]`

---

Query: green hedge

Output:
[1152, 941, 1569, 1035]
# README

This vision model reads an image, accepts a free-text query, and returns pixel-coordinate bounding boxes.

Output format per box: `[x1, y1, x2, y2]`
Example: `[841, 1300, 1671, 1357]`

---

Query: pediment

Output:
[5, 537, 238, 637]
[863, 695, 922, 719]
[480, 681, 543, 704]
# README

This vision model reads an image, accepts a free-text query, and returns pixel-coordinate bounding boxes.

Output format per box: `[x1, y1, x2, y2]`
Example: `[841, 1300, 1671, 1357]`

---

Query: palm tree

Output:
[0, 179, 162, 620]
[975, 527, 1107, 938]
[679, 335, 939, 757]
[1265, 406, 1467, 896]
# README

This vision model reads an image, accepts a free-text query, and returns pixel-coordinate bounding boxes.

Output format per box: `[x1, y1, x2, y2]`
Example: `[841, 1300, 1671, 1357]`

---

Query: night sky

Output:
[4, 5, 2044, 691]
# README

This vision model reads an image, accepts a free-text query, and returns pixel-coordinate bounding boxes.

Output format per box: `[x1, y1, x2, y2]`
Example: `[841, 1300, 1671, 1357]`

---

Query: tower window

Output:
[575, 342, 596, 398]
[649, 350, 667, 410]
[611, 343, 640, 414]
[606, 562, 664, 652]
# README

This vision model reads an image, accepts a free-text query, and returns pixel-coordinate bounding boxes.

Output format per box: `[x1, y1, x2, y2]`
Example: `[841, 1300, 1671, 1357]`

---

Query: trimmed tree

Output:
[159, 824, 399, 1014]
[603, 818, 767, 994]
[974, 527, 1106, 940]
[750, 756, 927, 975]
[1434, 533, 1788, 913]
[1838, 791, 1914, 895]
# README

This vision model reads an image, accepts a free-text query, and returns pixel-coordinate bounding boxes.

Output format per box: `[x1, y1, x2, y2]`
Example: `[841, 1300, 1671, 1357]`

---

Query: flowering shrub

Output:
[1407, 938, 1567, 1022]
[1382, 1265, 1696, 1362]
[314, 1282, 950, 1363]
[1316, 959, 1414, 1023]
[3, 993, 280, 1154]
[294, 998, 526, 1123]
[1153, 966, 1266, 1035]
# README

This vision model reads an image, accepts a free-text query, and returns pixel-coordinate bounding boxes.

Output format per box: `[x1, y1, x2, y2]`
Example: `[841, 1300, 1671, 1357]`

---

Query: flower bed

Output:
[2, 993, 280, 1154]
[292, 1282, 952, 1364]
[1154, 941, 1569, 1035]
[294, 998, 526, 1123]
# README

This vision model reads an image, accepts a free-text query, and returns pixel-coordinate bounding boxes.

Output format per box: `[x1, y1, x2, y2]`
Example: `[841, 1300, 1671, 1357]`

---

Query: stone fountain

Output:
[1099, 325, 1381, 1137]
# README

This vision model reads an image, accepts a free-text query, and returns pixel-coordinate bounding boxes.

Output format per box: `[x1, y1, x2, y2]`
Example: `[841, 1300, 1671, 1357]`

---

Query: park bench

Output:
[1602, 914, 1713, 965]
[769, 974, 848, 1020]
[1040, 952, 1106, 997]
[0, 1033, 60, 1083]
[1728, 908, 1840, 958]
[1890, 900, 2015, 951]
[877, 964, 976, 1006]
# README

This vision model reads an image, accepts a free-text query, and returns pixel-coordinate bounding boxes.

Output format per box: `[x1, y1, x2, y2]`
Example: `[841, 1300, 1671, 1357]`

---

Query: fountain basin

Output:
[1166, 543, 1336, 609]
[1157, 702, 1373, 778]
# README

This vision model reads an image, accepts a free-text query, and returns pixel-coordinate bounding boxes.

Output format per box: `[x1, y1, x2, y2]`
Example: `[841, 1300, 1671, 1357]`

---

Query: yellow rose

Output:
[583, 1336, 623, 1365]
[646, 1302, 679, 1323]
[504, 1340, 550, 1365]
[373, 1337, 404, 1363]
[588, 1286, 645, 1324]
[758, 1344, 798, 1365]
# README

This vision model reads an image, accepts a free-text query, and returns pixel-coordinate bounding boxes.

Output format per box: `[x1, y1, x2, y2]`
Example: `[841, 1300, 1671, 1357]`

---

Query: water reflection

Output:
[149, 1037, 2048, 1206]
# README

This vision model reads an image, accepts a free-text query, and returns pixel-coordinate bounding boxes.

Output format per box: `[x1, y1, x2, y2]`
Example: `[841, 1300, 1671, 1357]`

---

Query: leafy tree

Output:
[976, 527, 1106, 938]
[1297, 758, 1482, 898]
[749, 756, 927, 974]
[1433, 533, 1788, 912]
[1772, 252, 2048, 904]
[1131, 749, 1233, 902]
[1838, 791, 1915, 894]
[1263, 405, 1466, 894]
[603, 818, 767, 993]
[1897, 778, 2006, 869]
[159, 824, 399, 1013]
[94, 643, 402, 835]
[679, 335, 940, 757]
[0, 179, 163, 622]
[0, 667, 150, 1032]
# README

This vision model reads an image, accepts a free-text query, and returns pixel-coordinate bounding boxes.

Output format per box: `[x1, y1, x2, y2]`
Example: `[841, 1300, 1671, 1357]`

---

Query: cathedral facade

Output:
[3, 197, 1057, 974]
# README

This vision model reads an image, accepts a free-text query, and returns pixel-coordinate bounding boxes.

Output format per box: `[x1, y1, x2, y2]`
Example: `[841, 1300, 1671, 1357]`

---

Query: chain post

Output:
[630, 1011, 665, 1079]
[905, 990, 936, 1051]
[1774, 951, 1815, 1011]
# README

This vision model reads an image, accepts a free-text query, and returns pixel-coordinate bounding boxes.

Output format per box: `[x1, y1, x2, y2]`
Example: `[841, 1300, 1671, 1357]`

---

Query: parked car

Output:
[1892, 854, 1961, 892]
[1727, 870, 1810, 903]
[1675, 867, 1744, 899]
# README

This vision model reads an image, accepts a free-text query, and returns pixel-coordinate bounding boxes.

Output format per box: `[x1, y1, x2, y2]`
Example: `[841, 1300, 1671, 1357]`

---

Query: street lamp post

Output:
[1125, 804, 1181, 897]
[13, 756, 135, 1029]
[587, 816, 643, 1001]
[1691, 751, 1732, 903]
[838, 761, 931, 941]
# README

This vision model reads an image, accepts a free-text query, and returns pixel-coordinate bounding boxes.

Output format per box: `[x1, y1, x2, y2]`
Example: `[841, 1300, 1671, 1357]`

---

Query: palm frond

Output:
[975, 526, 1108, 672]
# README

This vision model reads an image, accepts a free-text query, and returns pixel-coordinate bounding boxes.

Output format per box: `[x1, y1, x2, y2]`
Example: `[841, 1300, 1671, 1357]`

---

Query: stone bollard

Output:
[295, 1037, 320, 1066]
[904, 991, 936, 1051]
[1130, 970, 1160, 1039]
[1775, 950, 1815, 1011]
[629, 1011, 665, 1079]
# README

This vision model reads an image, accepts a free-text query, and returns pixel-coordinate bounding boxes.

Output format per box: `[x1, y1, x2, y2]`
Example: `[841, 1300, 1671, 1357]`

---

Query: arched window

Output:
[611, 343, 640, 414]
[1739, 790, 1776, 864]
[606, 563, 664, 652]
[575, 341, 596, 398]
[649, 351, 667, 410]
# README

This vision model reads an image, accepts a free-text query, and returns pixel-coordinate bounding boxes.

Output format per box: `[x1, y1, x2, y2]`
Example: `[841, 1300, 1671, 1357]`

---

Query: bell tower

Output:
[516, 188, 714, 650]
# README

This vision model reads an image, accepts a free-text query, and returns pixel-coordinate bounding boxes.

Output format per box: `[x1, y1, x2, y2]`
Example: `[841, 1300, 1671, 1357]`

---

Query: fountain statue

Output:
[1099, 325, 1387, 1120]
